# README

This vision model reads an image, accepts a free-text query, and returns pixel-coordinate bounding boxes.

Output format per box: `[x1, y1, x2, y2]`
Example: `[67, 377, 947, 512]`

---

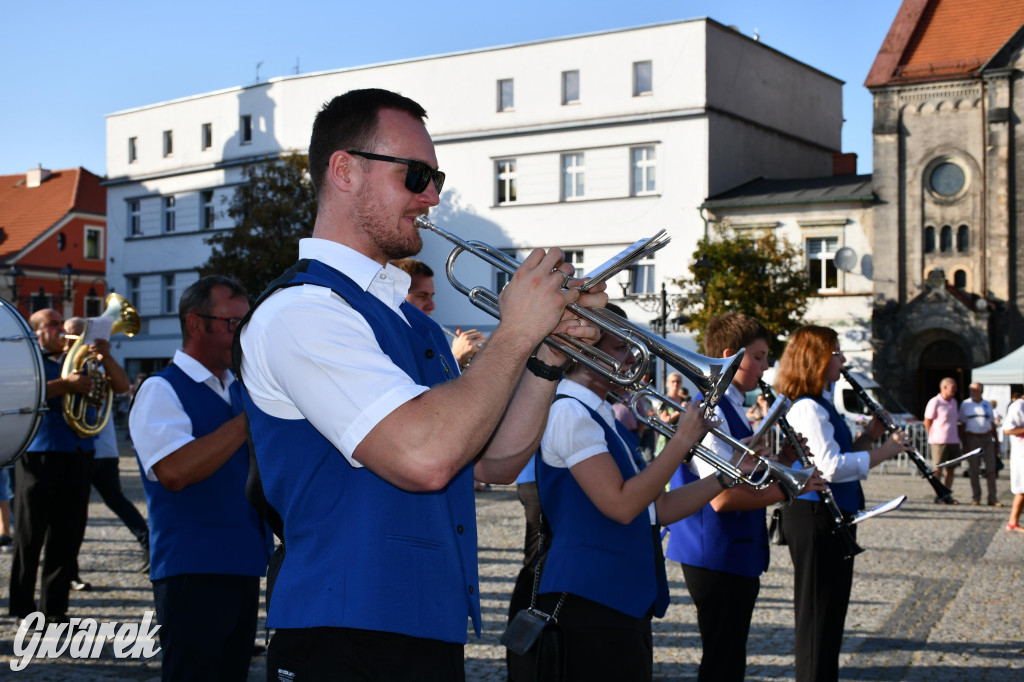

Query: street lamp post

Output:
[60, 263, 76, 318]
[5, 264, 25, 308]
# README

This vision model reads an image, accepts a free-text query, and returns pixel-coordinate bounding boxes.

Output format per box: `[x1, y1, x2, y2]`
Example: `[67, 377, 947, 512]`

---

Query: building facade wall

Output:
[104, 19, 843, 368]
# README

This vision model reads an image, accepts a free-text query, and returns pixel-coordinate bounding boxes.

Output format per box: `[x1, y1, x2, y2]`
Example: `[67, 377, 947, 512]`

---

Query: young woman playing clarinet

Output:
[774, 325, 910, 682]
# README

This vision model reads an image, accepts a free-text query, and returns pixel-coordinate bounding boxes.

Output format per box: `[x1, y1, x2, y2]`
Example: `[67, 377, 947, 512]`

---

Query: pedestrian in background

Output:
[924, 377, 962, 504]
[959, 382, 1002, 506]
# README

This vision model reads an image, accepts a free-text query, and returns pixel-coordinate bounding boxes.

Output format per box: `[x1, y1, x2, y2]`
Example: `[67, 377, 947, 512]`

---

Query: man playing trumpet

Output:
[236, 88, 606, 681]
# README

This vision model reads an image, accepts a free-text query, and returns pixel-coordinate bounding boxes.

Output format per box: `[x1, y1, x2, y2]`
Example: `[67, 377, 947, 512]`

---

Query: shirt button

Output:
[379, 272, 387, 279]
[457, 524, 464, 535]
[425, 349, 435, 359]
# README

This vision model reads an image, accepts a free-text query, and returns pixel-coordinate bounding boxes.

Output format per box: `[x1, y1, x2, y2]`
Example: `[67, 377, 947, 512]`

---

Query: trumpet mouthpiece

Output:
[413, 214, 431, 229]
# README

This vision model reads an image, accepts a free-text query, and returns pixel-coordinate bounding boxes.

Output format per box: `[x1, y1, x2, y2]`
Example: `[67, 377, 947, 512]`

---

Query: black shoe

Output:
[70, 579, 92, 592]
[0, 534, 12, 550]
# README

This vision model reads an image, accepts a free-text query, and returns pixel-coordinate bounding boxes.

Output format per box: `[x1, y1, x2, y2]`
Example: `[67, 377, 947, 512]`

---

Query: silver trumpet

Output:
[615, 389, 815, 498]
[414, 215, 743, 411]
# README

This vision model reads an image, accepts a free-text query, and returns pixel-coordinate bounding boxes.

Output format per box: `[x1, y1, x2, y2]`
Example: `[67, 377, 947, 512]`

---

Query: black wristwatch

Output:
[715, 470, 737, 490]
[526, 355, 565, 381]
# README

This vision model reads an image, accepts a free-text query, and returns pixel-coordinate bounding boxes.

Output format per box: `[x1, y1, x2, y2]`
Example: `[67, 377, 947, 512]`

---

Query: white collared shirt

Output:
[691, 384, 747, 479]
[130, 349, 235, 481]
[960, 398, 994, 434]
[785, 391, 869, 483]
[540, 379, 656, 524]
[238, 238, 430, 468]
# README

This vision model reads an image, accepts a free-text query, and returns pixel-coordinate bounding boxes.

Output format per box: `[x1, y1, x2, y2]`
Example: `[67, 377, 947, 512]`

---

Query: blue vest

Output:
[27, 355, 95, 453]
[137, 364, 270, 580]
[664, 396, 769, 578]
[240, 259, 480, 643]
[793, 395, 865, 512]
[537, 397, 670, 619]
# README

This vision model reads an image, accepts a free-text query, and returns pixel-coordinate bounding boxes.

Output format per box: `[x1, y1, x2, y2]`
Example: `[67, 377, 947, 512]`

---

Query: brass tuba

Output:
[61, 293, 140, 437]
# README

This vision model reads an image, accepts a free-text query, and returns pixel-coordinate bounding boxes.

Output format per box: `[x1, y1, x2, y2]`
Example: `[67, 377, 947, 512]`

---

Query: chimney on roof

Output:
[832, 153, 857, 176]
[26, 164, 52, 188]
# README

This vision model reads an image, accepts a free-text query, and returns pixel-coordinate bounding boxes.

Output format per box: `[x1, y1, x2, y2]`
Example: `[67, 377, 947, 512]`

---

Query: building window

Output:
[128, 137, 138, 163]
[84, 227, 103, 260]
[940, 225, 952, 252]
[807, 237, 839, 292]
[628, 255, 655, 295]
[240, 115, 253, 144]
[498, 79, 514, 112]
[562, 70, 580, 105]
[162, 274, 176, 314]
[633, 60, 653, 96]
[128, 200, 142, 236]
[163, 196, 176, 233]
[561, 153, 585, 201]
[30, 290, 53, 313]
[201, 123, 213, 150]
[956, 224, 969, 252]
[930, 162, 965, 196]
[163, 130, 173, 157]
[495, 248, 518, 292]
[631, 146, 656, 195]
[563, 250, 586, 279]
[85, 293, 103, 318]
[496, 160, 517, 205]
[953, 269, 967, 289]
[924, 226, 936, 253]
[126, 276, 140, 310]
[201, 190, 216, 229]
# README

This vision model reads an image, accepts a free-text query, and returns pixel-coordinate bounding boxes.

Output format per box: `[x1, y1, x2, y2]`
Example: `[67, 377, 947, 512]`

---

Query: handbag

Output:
[502, 514, 567, 681]
[768, 507, 787, 545]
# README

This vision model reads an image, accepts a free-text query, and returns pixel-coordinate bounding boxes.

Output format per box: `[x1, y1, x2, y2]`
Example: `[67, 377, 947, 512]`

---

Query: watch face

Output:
[930, 163, 965, 196]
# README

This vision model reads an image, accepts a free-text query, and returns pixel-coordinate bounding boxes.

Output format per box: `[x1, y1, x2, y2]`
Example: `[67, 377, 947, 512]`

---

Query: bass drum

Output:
[0, 298, 46, 467]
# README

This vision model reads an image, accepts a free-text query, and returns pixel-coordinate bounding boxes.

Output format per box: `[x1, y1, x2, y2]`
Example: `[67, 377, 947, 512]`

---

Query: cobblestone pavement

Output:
[1, 451, 1021, 680]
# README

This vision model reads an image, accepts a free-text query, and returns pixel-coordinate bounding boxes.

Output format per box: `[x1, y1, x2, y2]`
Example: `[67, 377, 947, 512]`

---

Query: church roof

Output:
[0, 167, 105, 260]
[702, 174, 874, 210]
[865, 0, 1024, 87]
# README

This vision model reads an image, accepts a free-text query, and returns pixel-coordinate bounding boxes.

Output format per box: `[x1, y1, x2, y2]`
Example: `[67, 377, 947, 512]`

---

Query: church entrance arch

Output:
[916, 340, 968, 417]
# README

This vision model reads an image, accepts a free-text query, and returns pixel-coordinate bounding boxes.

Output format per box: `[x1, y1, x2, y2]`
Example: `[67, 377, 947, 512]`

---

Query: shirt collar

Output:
[558, 377, 615, 417]
[725, 383, 745, 409]
[299, 237, 412, 308]
[173, 349, 233, 388]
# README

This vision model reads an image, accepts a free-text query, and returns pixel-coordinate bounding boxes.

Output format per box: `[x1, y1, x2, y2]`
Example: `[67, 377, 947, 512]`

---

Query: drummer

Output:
[6, 308, 128, 622]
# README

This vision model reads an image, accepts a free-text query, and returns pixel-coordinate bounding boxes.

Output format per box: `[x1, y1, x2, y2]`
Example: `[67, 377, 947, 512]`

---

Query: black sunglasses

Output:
[347, 150, 445, 194]
[195, 313, 243, 332]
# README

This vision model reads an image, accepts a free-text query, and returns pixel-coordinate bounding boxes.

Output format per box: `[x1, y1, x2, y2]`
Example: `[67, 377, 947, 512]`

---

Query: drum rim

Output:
[0, 297, 47, 467]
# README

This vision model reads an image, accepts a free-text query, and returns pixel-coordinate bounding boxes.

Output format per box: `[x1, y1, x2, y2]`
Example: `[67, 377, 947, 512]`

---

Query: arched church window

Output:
[940, 225, 952, 252]
[956, 225, 969, 252]
[924, 226, 936, 253]
[953, 269, 967, 289]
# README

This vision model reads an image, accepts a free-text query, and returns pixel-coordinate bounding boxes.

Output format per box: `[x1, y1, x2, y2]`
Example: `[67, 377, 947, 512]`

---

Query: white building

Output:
[104, 18, 843, 377]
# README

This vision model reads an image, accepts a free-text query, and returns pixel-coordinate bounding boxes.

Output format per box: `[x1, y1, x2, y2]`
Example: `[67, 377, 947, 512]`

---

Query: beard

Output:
[352, 182, 423, 260]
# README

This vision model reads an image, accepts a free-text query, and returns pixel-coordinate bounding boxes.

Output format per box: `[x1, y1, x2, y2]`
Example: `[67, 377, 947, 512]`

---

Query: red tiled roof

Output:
[0, 167, 105, 260]
[866, 0, 1024, 87]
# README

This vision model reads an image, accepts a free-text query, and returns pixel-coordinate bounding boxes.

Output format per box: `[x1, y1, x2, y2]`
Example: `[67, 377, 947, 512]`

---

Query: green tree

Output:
[200, 153, 316, 297]
[673, 223, 812, 358]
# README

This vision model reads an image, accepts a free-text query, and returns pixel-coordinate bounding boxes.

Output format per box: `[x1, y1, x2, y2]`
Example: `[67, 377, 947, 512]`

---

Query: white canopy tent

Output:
[972, 345, 1024, 385]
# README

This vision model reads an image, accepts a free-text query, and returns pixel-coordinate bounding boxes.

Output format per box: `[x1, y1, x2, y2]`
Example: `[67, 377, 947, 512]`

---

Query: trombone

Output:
[414, 215, 743, 411]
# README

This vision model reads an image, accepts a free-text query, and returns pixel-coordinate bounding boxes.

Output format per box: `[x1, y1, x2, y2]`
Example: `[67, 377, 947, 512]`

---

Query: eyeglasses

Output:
[832, 350, 845, 357]
[195, 313, 243, 332]
[347, 151, 445, 194]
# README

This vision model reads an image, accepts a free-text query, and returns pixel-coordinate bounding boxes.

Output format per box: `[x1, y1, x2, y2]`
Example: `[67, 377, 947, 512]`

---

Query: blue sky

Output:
[1, 0, 902, 178]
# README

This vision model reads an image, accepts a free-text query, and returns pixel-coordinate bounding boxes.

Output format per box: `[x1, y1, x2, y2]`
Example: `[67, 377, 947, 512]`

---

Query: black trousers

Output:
[681, 563, 761, 682]
[8, 449, 94, 618]
[267, 626, 465, 681]
[152, 573, 259, 682]
[510, 592, 652, 682]
[90, 457, 149, 545]
[781, 499, 856, 682]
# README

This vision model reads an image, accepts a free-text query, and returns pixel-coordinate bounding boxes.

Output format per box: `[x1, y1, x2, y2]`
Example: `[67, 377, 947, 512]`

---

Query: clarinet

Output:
[839, 369, 955, 503]
[758, 381, 863, 560]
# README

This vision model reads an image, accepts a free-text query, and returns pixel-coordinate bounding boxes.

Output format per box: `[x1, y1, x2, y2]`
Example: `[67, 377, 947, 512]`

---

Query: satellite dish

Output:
[834, 247, 857, 272]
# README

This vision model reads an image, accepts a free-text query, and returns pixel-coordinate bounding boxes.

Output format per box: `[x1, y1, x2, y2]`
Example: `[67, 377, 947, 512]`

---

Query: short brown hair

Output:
[774, 325, 838, 400]
[389, 258, 434, 278]
[704, 312, 771, 359]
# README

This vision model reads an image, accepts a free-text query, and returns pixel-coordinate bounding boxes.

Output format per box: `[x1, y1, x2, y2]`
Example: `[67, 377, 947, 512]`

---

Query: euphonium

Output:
[62, 293, 140, 438]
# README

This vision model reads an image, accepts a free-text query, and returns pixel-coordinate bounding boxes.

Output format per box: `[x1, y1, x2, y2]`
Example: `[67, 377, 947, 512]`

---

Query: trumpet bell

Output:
[771, 462, 817, 501]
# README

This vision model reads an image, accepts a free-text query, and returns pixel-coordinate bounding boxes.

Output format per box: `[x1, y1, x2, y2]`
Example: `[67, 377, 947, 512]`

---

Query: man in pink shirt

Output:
[924, 377, 962, 503]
